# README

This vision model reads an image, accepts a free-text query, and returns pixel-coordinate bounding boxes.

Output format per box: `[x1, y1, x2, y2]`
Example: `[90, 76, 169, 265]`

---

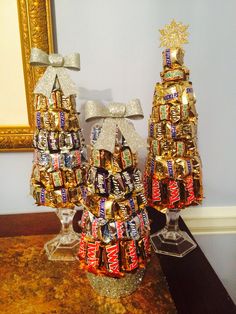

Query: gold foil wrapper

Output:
[161, 69, 185, 82]
[162, 47, 184, 68]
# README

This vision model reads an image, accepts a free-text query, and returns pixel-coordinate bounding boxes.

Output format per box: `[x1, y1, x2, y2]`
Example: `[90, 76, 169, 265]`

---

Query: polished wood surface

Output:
[0, 209, 235, 314]
[148, 207, 236, 314]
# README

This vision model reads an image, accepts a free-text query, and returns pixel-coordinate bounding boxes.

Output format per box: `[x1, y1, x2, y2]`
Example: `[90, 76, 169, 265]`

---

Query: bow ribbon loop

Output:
[85, 99, 145, 153]
[48, 54, 64, 67]
[108, 103, 126, 117]
[30, 48, 80, 98]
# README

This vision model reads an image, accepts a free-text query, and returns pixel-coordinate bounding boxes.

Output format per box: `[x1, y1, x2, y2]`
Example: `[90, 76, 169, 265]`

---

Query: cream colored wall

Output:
[0, 0, 28, 126]
[0, 0, 235, 303]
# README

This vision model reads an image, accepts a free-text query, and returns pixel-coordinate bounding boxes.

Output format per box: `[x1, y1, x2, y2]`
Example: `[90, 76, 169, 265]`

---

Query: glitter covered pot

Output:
[86, 269, 145, 298]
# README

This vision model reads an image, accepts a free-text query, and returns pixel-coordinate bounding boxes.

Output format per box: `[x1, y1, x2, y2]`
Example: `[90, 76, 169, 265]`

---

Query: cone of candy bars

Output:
[78, 100, 151, 298]
[145, 20, 203, 257]
[30, 48, 88, 261]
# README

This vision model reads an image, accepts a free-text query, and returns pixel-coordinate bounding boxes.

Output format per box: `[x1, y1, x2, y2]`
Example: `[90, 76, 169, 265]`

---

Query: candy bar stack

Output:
[30, 80, 87, 208]
[78, 127, 150, 277]
[145, 47, 203, 211]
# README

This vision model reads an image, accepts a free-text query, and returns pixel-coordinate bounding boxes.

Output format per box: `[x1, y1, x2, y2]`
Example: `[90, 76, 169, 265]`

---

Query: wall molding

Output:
[1, 206, 236, 235]
[181, 206, 236, 234]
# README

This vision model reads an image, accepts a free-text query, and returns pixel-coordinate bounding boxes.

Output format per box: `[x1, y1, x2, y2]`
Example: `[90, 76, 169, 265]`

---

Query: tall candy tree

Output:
[30, 48, 87, 261]
[145, 21, 203, 257]
[78, 100, 151, 297]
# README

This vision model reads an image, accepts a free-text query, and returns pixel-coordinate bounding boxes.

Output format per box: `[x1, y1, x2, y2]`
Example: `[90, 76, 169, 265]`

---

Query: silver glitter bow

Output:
[30, 48, 80, 98]
[85, 99, 146, 153]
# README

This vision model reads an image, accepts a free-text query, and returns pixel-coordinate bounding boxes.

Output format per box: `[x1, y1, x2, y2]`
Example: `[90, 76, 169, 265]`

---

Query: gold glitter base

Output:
[86, 269, 145, 298]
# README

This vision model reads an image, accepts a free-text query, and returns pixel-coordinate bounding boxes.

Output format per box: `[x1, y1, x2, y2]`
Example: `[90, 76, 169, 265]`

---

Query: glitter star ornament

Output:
[159, 20, 189, 48]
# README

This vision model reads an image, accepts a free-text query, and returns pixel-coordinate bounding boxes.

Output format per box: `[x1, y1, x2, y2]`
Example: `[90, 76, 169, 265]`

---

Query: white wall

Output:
[195, 234, 236, 304]
[1, 0, 236, 214]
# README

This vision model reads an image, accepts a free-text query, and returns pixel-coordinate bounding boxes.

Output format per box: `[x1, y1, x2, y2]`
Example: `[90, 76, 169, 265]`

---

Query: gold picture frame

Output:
[0, 0, 54, 151]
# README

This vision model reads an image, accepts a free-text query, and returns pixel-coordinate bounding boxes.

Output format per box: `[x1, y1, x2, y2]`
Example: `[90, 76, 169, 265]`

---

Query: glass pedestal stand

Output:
[150, 209, 197, 258]
[44, 208, 80, 261]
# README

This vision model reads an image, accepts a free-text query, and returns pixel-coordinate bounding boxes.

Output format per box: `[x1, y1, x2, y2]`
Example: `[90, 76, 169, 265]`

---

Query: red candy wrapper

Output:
[77, 232, 87, 260]
[168, 180, 180, 207]
[185, 175, 195, 205]
[121, 240, 139, 272]
[87, 241, 101, 270]
[105, 242, 120, 275]
[152, 177, 162, 203]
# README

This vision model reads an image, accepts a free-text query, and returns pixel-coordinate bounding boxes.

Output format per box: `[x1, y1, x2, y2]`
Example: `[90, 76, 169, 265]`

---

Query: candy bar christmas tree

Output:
[30, 48, 87, 261]
[145, 21, 203, 257]
[78, 100, 151, 298]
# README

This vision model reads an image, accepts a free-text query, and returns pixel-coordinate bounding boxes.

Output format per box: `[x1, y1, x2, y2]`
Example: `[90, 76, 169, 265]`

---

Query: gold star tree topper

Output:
[159, 20, 189, 48]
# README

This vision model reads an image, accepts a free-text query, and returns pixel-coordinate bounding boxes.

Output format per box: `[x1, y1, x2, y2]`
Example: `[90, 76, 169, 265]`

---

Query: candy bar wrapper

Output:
[91, 147, 136, 172]
[33, 187, 54, 207]
[120, 147, 133, 169]
[31, 184, 84, 208]
[77, 232, 87, 260]
[148, 139, 199, 158]
[62, 94, 77, 112]
[111, 173, 126, 198]
[153, 81, 195, 107]
[35, 89, 77, 113]
[86, 241, 102, 273]
[138, 236, 151, 261]
[35, 111, 69, 131]
[90, 124, 102, 145]
[33, 150, 85, 173]
[148, 120, 166, 140]
[162, 48, 184, 69]
[80, 238, 151, 277]
[92, 149, 113, 170]
[151, 102, 197, 125]
[35, 111, 81, 132]
[132, 168, 144, 192]
[145, 156, 201, 180]
[161, 68, 186, 83]
[145, 175, 203, 211]
[165, 121, 197, 140]
[81, 208, 150, 244]
[162, 84, 181, 104]
[33, 130, 82, 152]
[104, 242, 121, 276]
[69, 187, 81, 203]
[87, 167, 145, 200]
[120, 240, 139, 272]
[95, 170, 110, 196]
[31, 166, 86, 190]
[153, 83, 166, 105]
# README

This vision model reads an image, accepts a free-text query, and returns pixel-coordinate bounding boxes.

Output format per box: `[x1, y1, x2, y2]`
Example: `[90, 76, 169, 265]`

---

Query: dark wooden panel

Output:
[0, 211, 82, 237]
[148, 207, 236, 314]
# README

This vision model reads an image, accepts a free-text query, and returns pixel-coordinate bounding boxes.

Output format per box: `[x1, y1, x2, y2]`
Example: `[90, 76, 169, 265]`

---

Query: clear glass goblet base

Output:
[44, 208, 80, 261]
[150, 209, 197, 258]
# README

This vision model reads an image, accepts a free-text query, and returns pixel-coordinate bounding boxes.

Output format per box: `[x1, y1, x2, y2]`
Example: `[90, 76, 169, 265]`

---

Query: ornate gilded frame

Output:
[0, 0, 54, 151]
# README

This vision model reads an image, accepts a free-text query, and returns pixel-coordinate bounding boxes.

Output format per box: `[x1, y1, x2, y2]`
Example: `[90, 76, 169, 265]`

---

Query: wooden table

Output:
[0, 208, 235, 314]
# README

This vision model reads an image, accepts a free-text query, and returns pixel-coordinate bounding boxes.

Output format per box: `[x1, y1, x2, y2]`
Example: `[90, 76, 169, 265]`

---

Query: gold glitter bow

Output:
[30, 48, 80, 98]
[85, 100, 146, 153]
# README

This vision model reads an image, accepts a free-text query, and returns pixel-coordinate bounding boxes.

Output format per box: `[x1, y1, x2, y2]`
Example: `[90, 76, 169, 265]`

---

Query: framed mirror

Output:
[0, 0, 54, 151]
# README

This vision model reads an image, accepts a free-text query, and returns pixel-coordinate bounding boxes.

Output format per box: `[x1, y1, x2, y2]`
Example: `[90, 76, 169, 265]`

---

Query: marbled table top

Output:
[0, 235, 176, 314]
